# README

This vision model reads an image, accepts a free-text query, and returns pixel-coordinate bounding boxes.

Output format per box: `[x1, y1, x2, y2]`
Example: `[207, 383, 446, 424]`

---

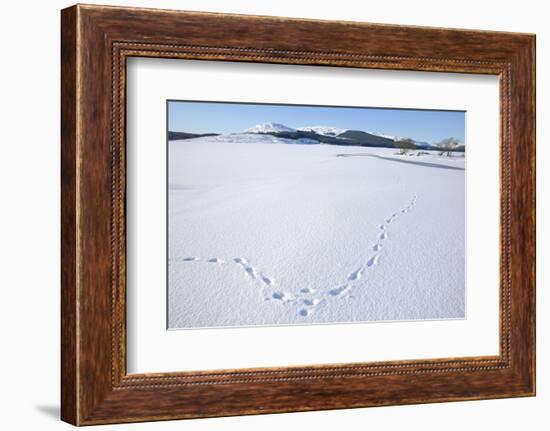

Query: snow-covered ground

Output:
[168, 136, 465, 329]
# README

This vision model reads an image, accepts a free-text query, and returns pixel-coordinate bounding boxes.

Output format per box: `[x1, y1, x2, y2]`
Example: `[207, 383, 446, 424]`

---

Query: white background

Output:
[0, 0, 547, 430]
[127, 59, 499, 373]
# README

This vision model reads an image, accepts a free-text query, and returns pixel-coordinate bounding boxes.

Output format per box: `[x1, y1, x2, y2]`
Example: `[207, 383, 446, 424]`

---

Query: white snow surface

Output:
[244, 122, 295, 133]
[298, 125, 347, 136]
[168, 137, 465, 329]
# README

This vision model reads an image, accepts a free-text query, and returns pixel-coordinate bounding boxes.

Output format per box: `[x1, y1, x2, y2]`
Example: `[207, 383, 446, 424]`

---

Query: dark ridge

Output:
[337, 130, 396, 147]
[168, 131, 219, 140]
[265, 130, 342, 144]
[261, 129, 396, 147]
[168, 129, 465, 152]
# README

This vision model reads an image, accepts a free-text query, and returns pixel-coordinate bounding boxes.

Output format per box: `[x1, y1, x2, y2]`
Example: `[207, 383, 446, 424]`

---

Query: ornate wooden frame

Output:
[61, 4, 535, 425]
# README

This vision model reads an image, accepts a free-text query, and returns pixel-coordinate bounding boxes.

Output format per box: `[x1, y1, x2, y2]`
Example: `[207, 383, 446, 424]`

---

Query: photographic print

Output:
[167, 101, 465, 329]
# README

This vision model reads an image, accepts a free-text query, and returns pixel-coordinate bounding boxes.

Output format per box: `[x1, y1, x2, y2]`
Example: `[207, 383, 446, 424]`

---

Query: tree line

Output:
[394, 137, 462, 156]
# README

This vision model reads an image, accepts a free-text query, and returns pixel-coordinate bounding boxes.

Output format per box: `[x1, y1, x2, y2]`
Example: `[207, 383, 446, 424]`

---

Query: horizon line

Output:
[168, 122, 465, 145]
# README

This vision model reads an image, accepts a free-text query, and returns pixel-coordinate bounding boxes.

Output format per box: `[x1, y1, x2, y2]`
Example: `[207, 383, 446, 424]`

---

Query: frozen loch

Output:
[167, 134, 465, 329]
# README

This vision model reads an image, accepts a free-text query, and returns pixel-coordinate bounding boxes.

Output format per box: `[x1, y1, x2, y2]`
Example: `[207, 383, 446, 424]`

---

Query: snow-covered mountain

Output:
[298, 126, 347, 136]
[244, 122, 296, 134]
[181, 133, 318, 145]
[171, 121, 462, 151]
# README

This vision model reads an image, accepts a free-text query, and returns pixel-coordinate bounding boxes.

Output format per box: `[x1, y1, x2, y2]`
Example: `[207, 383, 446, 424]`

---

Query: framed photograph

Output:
[165, 100, 466, 329]
[61, 4, 536, 425]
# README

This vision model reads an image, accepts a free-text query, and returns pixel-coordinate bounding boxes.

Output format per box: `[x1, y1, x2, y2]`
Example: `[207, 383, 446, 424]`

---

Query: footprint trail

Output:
[298, 194, 418, 313]
[172, 194, 418, 319]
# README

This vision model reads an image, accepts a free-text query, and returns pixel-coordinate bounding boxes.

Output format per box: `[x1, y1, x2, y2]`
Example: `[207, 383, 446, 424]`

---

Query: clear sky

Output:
[168, 100, 465, 144]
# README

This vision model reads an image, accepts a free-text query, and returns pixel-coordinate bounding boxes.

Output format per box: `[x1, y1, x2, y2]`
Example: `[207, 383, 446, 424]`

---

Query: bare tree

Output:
[394, 138, 416, 155]
[437, 137, 461, 157]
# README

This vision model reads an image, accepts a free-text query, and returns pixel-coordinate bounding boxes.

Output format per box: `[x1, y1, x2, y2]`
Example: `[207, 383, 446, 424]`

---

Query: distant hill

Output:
[337, 130, 395, 148]
[168, 131, 219, 140]
[168, 122, 465, 152]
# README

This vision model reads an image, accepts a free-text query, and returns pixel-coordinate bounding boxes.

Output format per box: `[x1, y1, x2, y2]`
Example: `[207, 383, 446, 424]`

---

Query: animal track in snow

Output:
[347, 268, 364, 281]
[236, 261, 276, 288]
[329, 284, 351, 296]
[177, 255, 278, 294]
[367, 254, 380, 267]
[309, 194, 418, 308]
[272, 291, 294, 301]
[244, 266, 257, 279]
[303, 298, 320, 306]
[207, 257, 224, 263]
[261, 274, 274, 285]
[233, 257, 260, 280]
[386, 213, 398, 223]
[300, 287, 316, 293]
[175, 195, 418, 319]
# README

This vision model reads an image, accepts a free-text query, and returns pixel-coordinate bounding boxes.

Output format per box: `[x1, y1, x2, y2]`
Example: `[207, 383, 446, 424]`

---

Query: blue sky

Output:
[168, 101, 465, 144]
